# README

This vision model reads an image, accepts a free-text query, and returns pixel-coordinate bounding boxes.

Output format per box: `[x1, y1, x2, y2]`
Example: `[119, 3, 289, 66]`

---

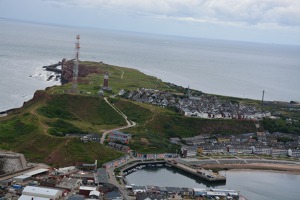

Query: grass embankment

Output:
[37, 94, 127, 136]
[0, 91, 125, 166]
[111, 99, 153, 124]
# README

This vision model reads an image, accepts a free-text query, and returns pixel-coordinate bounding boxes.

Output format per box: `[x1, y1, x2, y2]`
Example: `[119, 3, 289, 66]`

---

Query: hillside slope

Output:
[0, 91, 125, 166]
[0, 61, 277, 166]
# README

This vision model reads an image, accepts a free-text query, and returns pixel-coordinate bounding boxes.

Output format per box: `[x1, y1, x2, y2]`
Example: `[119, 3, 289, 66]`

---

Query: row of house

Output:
[180, 144, 300, 158]
[123, 88, 272, 120]
[107, 142, 131, 153]
[128, 185, 239, 199]
[78, 131, 132, 145]
[107, 131, 132, 144]
[173, 131, 300, 158]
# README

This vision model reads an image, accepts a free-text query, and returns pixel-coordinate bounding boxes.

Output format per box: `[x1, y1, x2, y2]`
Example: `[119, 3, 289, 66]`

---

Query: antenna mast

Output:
[261, 90, 265, 111]
[72, 35, 80, 92]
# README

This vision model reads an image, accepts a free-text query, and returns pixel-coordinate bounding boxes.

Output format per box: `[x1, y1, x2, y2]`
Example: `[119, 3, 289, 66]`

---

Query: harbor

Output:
[120, 160, 239, 199]
[119, 159, 226, 183]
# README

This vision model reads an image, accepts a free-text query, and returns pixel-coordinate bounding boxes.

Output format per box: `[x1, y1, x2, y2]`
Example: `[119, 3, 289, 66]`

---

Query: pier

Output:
[165, 159, 226, 182]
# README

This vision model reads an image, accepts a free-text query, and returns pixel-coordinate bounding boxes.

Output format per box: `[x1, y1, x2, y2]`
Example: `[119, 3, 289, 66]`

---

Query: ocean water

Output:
[1, 19, 300, 112]
[126, 167, 300, 200]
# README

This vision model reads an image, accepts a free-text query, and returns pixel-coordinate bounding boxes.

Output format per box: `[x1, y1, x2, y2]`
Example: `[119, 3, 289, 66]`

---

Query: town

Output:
[1, 124, 300, 200]
[122, 88, 271, 120]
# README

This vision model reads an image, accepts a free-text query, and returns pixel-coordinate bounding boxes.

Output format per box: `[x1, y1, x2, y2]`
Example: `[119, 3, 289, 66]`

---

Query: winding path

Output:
[100, 97, 136, 144]
[113, 66, 125, 79]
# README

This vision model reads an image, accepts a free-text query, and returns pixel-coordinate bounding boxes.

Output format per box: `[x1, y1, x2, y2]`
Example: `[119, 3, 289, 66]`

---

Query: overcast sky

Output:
[1, 0, 300, 45]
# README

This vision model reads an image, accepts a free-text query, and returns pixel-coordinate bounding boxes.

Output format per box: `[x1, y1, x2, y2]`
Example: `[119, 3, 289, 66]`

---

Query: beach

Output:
[205, 163, 300, 174]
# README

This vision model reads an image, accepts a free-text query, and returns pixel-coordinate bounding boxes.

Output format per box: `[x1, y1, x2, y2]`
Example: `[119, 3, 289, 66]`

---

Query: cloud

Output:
[42, 0, 300, 27]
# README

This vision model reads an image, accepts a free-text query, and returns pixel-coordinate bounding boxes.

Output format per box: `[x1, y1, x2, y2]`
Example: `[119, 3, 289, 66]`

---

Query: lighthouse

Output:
[102, 72, 112, 91]
[103, 72, 109, 88]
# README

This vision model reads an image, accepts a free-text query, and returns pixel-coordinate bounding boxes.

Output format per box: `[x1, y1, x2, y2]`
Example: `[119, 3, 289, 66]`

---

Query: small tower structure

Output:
[261, 90, 265, 111]
[187, 85, 191, 99]
[72, 35, 80, 92]
[103, 72, 109, 88]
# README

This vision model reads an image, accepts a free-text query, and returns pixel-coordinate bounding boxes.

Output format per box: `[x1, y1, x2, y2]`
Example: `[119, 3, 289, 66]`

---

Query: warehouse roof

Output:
[23, 169, 49, 176]
[19, 195, 50, 200]
[22, 186, 61, 196]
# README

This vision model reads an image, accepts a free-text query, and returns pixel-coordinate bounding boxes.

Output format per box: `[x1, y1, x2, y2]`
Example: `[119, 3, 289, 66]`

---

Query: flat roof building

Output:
[23, 169, 49, 177]
[22, 186, 62, 200]
[13, 175, 31, 183]
[18, 195, 50, 200]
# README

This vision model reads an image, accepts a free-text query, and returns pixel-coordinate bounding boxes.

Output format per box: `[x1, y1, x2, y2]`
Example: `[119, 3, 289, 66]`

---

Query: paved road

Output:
[100, 97, 136, 144]
[107, 167, 134, 200]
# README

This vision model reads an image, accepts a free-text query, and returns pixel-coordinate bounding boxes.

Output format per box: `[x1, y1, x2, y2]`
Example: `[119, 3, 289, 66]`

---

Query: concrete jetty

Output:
[166, 159, 226, 182]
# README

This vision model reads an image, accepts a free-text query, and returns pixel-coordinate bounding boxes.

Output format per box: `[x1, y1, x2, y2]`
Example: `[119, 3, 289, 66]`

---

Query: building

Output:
[40, 178, 57, 188]
[77, 160, 97, 171]
[12, 175, 31, 183]
[0, 179, 12, 186]
[79, 186, 97, 197]
[52, 166, 78, 176]
[81, 134, 101, 143]
[56, 177, 82, 191]
[22, 186, 62, 200]
[103, 72, 109, 88]
[107, 142, 131, 153]
[18, 195, 50, 200]
[104, 191, 123, 200]
[181, 146, 198, 157]
[23, 168, 49, 177]
[193, 188, 206, 196]
[89, 191, 101, 199]
[136, 193, 167, 200]
[108, 131, 132, 144]
[94, 168, 109, 185]
[67, 194, 85, 200]
[103, 72, 112, 91]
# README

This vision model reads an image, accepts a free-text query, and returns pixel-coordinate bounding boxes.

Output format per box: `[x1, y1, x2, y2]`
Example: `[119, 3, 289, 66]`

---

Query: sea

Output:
[0, 18, 300, 112]
[126, 167, 300, 200]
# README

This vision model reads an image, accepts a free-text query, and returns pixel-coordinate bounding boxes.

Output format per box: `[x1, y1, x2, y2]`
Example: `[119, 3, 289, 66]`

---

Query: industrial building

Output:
[12, 175, 31, 183]
[21, 186, 62, 200]
[23, 168, 49, 177]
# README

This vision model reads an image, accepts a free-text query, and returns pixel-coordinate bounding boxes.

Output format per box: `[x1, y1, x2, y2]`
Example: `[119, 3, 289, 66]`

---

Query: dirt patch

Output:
[140, 138, 150, 145]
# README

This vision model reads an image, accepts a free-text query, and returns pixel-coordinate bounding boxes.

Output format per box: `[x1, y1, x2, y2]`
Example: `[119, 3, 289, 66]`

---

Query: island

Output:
[0, 60, 299, 200]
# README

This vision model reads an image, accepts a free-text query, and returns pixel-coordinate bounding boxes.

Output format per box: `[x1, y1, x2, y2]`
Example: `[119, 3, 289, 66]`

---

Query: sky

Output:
[0, 0, 300, 45]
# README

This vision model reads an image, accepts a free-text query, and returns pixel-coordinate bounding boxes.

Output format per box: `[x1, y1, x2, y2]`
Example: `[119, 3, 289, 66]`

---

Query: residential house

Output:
[181, 146, 198, 157]
[108, 131, 132, 144]
[56, 177, 82, 191]
[81, 134, 101, 143]
[193, 188, 206, 197]
[40, 178, 57, 188]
